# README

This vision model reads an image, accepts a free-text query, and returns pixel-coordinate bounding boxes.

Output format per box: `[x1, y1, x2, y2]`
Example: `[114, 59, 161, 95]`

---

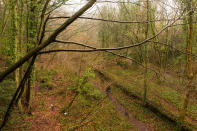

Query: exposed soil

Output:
[107, 93, 151, 131]
[94, 68, 197, 131]
[26, 93, 62, 131]
[19, 55, 196, 131]
[25, 74, 65, 131]
[96, 68, 197, 126]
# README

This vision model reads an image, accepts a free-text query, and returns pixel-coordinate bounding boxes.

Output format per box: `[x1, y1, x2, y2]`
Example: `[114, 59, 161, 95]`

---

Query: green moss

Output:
[112, 87, 177, 131]
[97, 65, 197, 129]
[36, 68, 57, 83]
[61, 91, 134, 130]
[39, 81, 56, 90]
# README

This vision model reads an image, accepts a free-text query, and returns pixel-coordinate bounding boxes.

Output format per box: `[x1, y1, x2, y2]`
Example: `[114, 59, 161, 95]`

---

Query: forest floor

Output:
[16, 55, 136, 131]
[24, 75, 65, 131]
[1, 52, 197, 131]
[23, 61, 151, 131]
[92, 81, 151, 131]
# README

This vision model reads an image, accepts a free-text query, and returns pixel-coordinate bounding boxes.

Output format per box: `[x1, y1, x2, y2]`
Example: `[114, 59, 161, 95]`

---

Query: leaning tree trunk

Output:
[0, 0, 97, 130]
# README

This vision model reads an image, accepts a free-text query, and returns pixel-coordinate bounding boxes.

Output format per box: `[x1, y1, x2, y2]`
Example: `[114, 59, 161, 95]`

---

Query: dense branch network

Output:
[41, 10, 186, 53]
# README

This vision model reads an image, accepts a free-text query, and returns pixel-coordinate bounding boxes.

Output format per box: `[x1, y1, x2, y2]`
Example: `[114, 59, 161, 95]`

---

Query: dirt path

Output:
[91, 81, 151, 131]
[108, 93, 151, 131]
[95, 68, 197, 126]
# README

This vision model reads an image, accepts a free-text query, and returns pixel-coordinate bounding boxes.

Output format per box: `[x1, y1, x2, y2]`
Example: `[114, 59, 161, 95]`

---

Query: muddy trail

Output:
[94, 69, 197, 130]
[114, 81, 197, 126]
[91, 81, 151, 131]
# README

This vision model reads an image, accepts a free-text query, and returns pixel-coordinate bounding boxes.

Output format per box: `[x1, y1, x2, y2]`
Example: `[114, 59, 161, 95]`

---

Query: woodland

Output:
[0, 0, 197, 130]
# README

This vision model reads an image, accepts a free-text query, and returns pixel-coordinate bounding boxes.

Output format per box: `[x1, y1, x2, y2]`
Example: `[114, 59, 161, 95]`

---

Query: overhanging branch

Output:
[49, 16, 182, 24]
[0, 0, 97, 82]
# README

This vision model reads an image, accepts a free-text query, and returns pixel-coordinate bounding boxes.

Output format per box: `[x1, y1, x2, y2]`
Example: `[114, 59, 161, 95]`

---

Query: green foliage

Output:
[0, 38, 13, 64]
[36, 66, 57, 83]
[73, 68, 103, 100]
[97, 1, 197, 70]
[39, 81, 55, 90]
[0, 80, 15, 106]
[80, 82, 103, 100]
[77, 68, 95, 88]
[36, 67, 57, 90]
[0, 80, 16, 124]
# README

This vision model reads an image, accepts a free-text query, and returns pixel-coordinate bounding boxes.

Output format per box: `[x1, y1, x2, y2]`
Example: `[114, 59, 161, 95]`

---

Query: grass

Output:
[33, 64, 135, 130]
[59, 90, 135, 130]
[1, 54, 196, 130]
[106, 65, 197, 121]
[95, 63, 197, 129]
[111, 86, 178, 131]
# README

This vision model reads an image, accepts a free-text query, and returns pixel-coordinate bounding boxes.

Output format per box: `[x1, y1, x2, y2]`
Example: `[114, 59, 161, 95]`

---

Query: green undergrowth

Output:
[61, 93, 134, 131]
[36, 66, 57, 90]
[59, 68, 135, 130]
[112, 86, 177, 130]
[0, 79, 31, 130]
[104, 65, 197, 121]
[118, 66, 197, 120]
[0, 80, 16, 123]
[94, 64, 197, 129]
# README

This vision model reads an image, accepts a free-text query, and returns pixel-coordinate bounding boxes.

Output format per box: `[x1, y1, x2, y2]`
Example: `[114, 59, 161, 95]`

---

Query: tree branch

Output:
[49, 16, 182, 24]
[40, 40, 159, 74]
[40, 11, 185, 53]
[0, 0, 97, 82]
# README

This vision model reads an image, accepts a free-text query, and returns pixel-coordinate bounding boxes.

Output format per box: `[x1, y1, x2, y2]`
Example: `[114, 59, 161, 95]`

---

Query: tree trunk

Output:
[177, 0, 194, 130]
[143, 0, 149, 103]
[0, 0, 97, 82]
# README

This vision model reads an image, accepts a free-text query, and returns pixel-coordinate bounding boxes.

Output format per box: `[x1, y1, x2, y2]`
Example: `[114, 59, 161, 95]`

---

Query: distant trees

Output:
[97, 1, 196, 74]
[0, 0, 197, 130]
[97, 0, 197, 130]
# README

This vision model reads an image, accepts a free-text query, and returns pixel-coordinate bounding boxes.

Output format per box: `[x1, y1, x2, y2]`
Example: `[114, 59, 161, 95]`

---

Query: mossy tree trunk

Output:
[8, 0, 24, 112]
[25, 0, 38, 112]
[178, 0, 194, 130]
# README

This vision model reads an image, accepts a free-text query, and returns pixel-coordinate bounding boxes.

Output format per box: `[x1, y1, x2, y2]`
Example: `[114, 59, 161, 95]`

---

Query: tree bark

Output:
[0, 0, 96, 82]
[143, 0, 149, 103]
[177, 0, 194, 130]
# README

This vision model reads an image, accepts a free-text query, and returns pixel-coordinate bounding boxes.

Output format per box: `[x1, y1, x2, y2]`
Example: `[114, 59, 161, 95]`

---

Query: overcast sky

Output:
[59, 0, 100, 16]
[57, 0, 177, 17]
